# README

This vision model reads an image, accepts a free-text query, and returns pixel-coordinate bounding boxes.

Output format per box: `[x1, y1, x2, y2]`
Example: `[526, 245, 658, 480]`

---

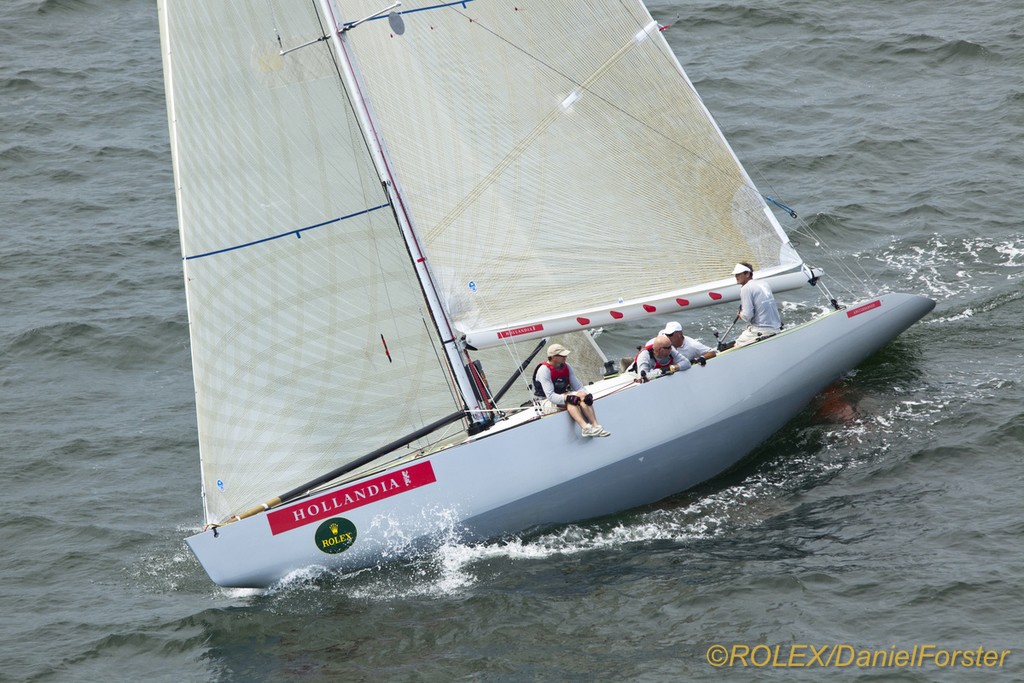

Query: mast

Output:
[314, 0, 489, 427]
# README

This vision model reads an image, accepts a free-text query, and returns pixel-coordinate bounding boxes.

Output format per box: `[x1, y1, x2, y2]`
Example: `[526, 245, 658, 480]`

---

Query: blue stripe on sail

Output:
[183, 204, 390, 261]
[342, 0, 475, 28]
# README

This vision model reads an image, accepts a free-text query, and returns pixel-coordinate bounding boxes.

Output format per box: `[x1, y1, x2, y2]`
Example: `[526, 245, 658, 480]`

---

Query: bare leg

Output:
[565, 403, 589, 429]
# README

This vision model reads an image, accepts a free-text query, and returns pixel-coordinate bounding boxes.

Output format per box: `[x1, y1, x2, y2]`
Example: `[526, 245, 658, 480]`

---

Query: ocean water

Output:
[2, 1, 1022, 681]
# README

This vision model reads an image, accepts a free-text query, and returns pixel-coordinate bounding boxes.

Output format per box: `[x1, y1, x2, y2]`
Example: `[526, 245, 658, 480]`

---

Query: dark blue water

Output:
[2, 1, 1021, 680]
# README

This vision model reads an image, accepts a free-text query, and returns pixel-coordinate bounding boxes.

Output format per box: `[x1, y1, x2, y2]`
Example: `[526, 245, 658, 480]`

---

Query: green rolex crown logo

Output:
[314, 517, 357, 554]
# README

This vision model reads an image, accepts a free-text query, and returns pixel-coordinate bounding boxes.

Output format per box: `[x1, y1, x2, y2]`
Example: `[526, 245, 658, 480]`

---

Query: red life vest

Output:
[532, 361, 571, 397]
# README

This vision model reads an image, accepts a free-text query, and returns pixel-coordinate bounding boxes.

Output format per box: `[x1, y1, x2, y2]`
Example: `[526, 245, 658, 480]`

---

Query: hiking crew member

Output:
[533, 343, 610, 438]
[732, 262, 782, 347]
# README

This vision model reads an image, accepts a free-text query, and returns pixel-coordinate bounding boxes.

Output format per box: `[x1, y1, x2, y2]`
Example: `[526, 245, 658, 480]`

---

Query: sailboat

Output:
[158, 0, 934, 588]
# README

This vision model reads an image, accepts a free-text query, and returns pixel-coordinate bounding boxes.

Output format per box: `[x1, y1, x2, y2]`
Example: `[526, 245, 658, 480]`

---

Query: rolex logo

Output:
[315, 518, 357, 555]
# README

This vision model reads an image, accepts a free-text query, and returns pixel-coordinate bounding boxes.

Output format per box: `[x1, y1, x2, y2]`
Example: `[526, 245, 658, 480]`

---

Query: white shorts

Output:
[541, 399, 563, 415]
[734, 325, 779, 348]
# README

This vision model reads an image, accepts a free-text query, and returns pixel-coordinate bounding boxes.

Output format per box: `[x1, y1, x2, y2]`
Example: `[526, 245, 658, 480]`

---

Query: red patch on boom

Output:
[498, 323, 544, 339]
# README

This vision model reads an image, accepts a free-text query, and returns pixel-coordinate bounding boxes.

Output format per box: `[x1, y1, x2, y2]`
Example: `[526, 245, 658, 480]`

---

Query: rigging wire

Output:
[738, 147, 882, 303]
[641, 8, 891, 305]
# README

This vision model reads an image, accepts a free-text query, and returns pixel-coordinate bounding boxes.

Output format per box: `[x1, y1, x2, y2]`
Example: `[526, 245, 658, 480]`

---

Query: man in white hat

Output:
[659, 320, 717, 364]
[625, 322, 714, 374]
[532, 343, 609, 437]
[731, 262, 782, 347]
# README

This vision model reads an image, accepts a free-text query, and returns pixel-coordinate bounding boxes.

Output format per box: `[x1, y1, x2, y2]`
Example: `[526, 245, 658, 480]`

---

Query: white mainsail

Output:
[341, 1, 802, 347]
[159, 2, 464, 524]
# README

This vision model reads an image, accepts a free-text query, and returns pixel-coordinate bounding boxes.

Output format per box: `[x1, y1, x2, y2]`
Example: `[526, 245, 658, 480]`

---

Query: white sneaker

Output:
[581, 425, 597, 437]
[592, 425, 611, 437]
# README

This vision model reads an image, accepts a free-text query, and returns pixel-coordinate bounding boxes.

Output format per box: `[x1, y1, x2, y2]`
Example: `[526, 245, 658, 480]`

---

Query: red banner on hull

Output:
[267, 462, 437, 535]
[846, 300, 882, 318]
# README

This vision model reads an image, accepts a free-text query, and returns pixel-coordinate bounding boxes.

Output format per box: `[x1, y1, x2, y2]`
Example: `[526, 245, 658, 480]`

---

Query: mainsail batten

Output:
[181, 204, 391, 261]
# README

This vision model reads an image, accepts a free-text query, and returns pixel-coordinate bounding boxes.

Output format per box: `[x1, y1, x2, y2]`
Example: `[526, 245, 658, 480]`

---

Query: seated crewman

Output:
[660, 321, 716, 364]
[532, 343, 609, 438]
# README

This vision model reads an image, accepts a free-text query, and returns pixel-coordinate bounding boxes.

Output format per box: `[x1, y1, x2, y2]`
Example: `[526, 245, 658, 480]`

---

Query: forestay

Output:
[159, 1, 461, 524]
[341, 0, 802, 347]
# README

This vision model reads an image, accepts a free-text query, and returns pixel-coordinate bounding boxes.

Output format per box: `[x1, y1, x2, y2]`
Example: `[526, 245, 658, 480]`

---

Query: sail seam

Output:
[183, 203, 389, 260]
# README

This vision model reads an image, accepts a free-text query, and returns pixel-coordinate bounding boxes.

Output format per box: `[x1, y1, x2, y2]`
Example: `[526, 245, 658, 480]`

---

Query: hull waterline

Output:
[186, 292, 934, 587]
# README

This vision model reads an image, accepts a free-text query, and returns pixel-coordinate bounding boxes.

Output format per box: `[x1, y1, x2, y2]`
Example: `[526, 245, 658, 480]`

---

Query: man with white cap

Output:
[532, 343, 609, 437]
[660, 321, 717, 364]
[731, 261, 782, 347]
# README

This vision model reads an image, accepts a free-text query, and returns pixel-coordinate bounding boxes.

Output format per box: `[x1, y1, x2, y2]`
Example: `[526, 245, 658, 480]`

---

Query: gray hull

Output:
[186, 293, 934, 587]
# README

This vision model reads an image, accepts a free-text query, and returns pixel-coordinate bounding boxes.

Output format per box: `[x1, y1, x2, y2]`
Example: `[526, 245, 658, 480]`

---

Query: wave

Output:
[31, 0, 100, 16]
[659, 3, 820, 32]
[2, 317, 187, 369]
[876, 33, 1003, 64]
[0, 77, 43, 94]
[0, 143, 35, 164]
[876, 233, 1024, 300]
[1005, 90, 1024, 107]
